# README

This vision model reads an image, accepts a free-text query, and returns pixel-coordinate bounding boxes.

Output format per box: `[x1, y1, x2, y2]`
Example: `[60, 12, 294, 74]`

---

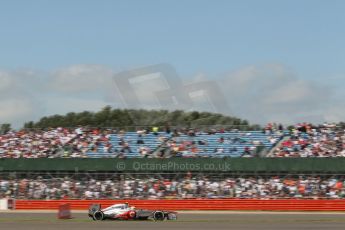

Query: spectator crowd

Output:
[1, 175, 345, 200]
[271, 123, 345, 157]
[0, 127, 279, 158]
[0, 127, 113, 158]
[0, 123, 344, 158]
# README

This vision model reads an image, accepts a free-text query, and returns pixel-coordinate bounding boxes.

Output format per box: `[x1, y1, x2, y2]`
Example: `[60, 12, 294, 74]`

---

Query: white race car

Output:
[88, 203, 178, 221]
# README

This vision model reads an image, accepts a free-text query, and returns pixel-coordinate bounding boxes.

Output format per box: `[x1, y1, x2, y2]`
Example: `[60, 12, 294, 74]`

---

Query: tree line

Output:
[22, 106, 259, 130]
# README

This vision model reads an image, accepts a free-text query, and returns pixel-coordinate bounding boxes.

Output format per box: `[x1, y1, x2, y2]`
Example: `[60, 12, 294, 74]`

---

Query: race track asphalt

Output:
[1, 212, 345, 230]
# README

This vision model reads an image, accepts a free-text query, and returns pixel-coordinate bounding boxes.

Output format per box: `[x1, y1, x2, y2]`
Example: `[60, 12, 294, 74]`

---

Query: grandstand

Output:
[84, 130, 284, 158]
[1, 122, 345, 158]
[1, 110, 345, 201]
[165, 130, 283, 157]
[86, 131, 170, 158]
[270, 123, 345, 157]
[0, 128, 285, 159]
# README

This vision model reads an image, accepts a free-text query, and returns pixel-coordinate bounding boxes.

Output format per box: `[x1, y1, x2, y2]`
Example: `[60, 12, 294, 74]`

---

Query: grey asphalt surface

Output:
[1, 212, 345, 230]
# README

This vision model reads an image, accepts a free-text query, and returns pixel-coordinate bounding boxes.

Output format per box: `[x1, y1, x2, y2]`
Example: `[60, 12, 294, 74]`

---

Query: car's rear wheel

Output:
[93, 211, 104, 221]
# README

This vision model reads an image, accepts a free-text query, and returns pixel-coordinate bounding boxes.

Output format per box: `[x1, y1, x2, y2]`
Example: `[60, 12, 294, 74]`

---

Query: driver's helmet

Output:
[130, 206, 136, 210]
[124, 202, 129, 208]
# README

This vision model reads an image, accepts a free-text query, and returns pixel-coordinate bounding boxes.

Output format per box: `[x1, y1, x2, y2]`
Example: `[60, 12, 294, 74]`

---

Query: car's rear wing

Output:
[88, 204, 101, 216]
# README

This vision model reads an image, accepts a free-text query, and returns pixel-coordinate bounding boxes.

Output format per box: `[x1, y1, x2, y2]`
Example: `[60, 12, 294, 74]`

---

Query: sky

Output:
[0, 0, 345, 128]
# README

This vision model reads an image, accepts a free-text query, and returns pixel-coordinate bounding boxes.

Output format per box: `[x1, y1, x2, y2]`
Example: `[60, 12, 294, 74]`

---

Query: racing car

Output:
[88, 203, 177, 221]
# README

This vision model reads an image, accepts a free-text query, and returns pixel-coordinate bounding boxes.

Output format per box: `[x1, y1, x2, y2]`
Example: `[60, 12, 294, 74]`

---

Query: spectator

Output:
[1, 175, 345, 200]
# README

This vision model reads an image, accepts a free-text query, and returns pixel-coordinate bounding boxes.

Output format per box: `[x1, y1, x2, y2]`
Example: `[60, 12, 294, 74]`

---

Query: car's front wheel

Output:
[153, 211, 165, 221]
